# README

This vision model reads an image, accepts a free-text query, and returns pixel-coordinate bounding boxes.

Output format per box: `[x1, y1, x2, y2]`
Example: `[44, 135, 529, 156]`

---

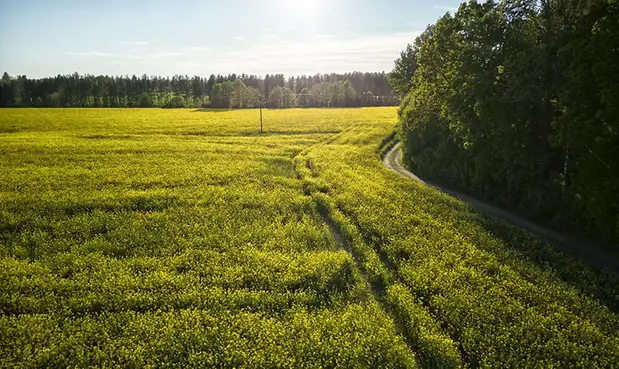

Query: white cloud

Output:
[65, 46, 211, 62]
[185, 46, 212, 52]
[232, 36, 246, 41]
[120, 40, 149, 45]
[63, 31, 420, 76]
[433, 5, 458, 12]
[64, 51, 115, 57]
[194, 31, 422, 75]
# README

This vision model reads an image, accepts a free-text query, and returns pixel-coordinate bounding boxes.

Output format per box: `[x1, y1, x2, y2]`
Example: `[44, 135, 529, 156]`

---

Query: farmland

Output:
[1, 108, 619, 367]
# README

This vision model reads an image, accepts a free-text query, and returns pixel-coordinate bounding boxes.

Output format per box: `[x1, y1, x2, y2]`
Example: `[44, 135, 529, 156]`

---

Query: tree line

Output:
[393, 0, 619, 244]
[0, 71, 398, 109]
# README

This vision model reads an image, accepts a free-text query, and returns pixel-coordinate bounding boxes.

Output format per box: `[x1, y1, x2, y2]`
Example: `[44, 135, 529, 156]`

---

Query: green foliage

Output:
[268, 86, 297, 109]
[389, 43, 418, 97]
[378, 130, 399, 159]
[399, 0, 619, 244]
[138, 92, 153, 108]
[162, 96, 186, 109]
[211, 79, 263, 109]
[0, 72, 399, 108]
[306, 81, 367, 108]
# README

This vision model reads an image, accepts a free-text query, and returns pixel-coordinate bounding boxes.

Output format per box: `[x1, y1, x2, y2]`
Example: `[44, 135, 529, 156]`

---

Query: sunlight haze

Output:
[0, 0, 459, 77]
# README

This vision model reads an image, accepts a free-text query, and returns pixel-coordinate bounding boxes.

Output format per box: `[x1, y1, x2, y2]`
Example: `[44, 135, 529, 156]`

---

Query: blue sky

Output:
[0, 0, 460, 78]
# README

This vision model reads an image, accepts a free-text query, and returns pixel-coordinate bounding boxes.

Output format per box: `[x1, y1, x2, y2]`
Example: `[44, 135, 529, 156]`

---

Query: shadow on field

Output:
[60, 194, 179, 217]
[191, 108, 237, 113]
[470, 210, 619, 314]
[248, 129, 341, 136]
[81, 134, 136, 140]
[385, 143, 619, 314]
[0, 127, 20, 133]
[260, 157, 297, 178]
[417, 179, 619, 314]
[178, 129, 340, 137]
[191, 107, 370, 113]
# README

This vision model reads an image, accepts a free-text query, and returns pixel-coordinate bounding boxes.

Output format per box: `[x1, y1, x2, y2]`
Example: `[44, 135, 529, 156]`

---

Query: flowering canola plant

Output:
[0, 108, 617, 368]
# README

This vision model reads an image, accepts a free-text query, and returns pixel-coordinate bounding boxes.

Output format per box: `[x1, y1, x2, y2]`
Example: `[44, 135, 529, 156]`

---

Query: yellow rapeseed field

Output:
[1, 108, 618, 367]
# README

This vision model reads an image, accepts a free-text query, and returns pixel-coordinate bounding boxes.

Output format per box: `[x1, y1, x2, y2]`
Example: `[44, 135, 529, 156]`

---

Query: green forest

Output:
[395, 0, 618, 245]
[0, 72, 398, 109]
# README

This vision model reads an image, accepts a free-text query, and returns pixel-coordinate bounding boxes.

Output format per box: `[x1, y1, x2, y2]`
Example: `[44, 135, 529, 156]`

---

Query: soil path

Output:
[383, 142, 619, 274]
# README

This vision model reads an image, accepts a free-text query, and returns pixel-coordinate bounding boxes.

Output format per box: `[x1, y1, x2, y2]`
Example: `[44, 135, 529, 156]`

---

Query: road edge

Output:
[383, 142, 619, 274]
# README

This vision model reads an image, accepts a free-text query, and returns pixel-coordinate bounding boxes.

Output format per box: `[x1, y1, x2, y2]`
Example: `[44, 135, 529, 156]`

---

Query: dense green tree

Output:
[245, 87, 263, 108]
[229, 79, 248, 108]
[389, 43, 418, 97]
[399, 0, 619, 244]
[268, 86, 297, 109]
[137, 92, 153, 108]
[0, 71, 398, 108]
[299, 87, 311, 108]
[162, 96, 185, 108]
[211, 81, 233, 108]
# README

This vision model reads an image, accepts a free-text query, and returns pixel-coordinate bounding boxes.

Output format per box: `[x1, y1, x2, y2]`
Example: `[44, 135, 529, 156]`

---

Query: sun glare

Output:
[289, 0, 319, 19]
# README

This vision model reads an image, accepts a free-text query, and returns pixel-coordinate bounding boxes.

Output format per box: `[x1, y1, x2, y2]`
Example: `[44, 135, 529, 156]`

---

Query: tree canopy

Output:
[0, 72, 398, 109]
[388, 44, 417, 97]
[398, 0, 619, 244]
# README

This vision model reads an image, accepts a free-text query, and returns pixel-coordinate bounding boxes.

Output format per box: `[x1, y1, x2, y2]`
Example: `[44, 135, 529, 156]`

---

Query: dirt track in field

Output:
[383, 142, 619, 274]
